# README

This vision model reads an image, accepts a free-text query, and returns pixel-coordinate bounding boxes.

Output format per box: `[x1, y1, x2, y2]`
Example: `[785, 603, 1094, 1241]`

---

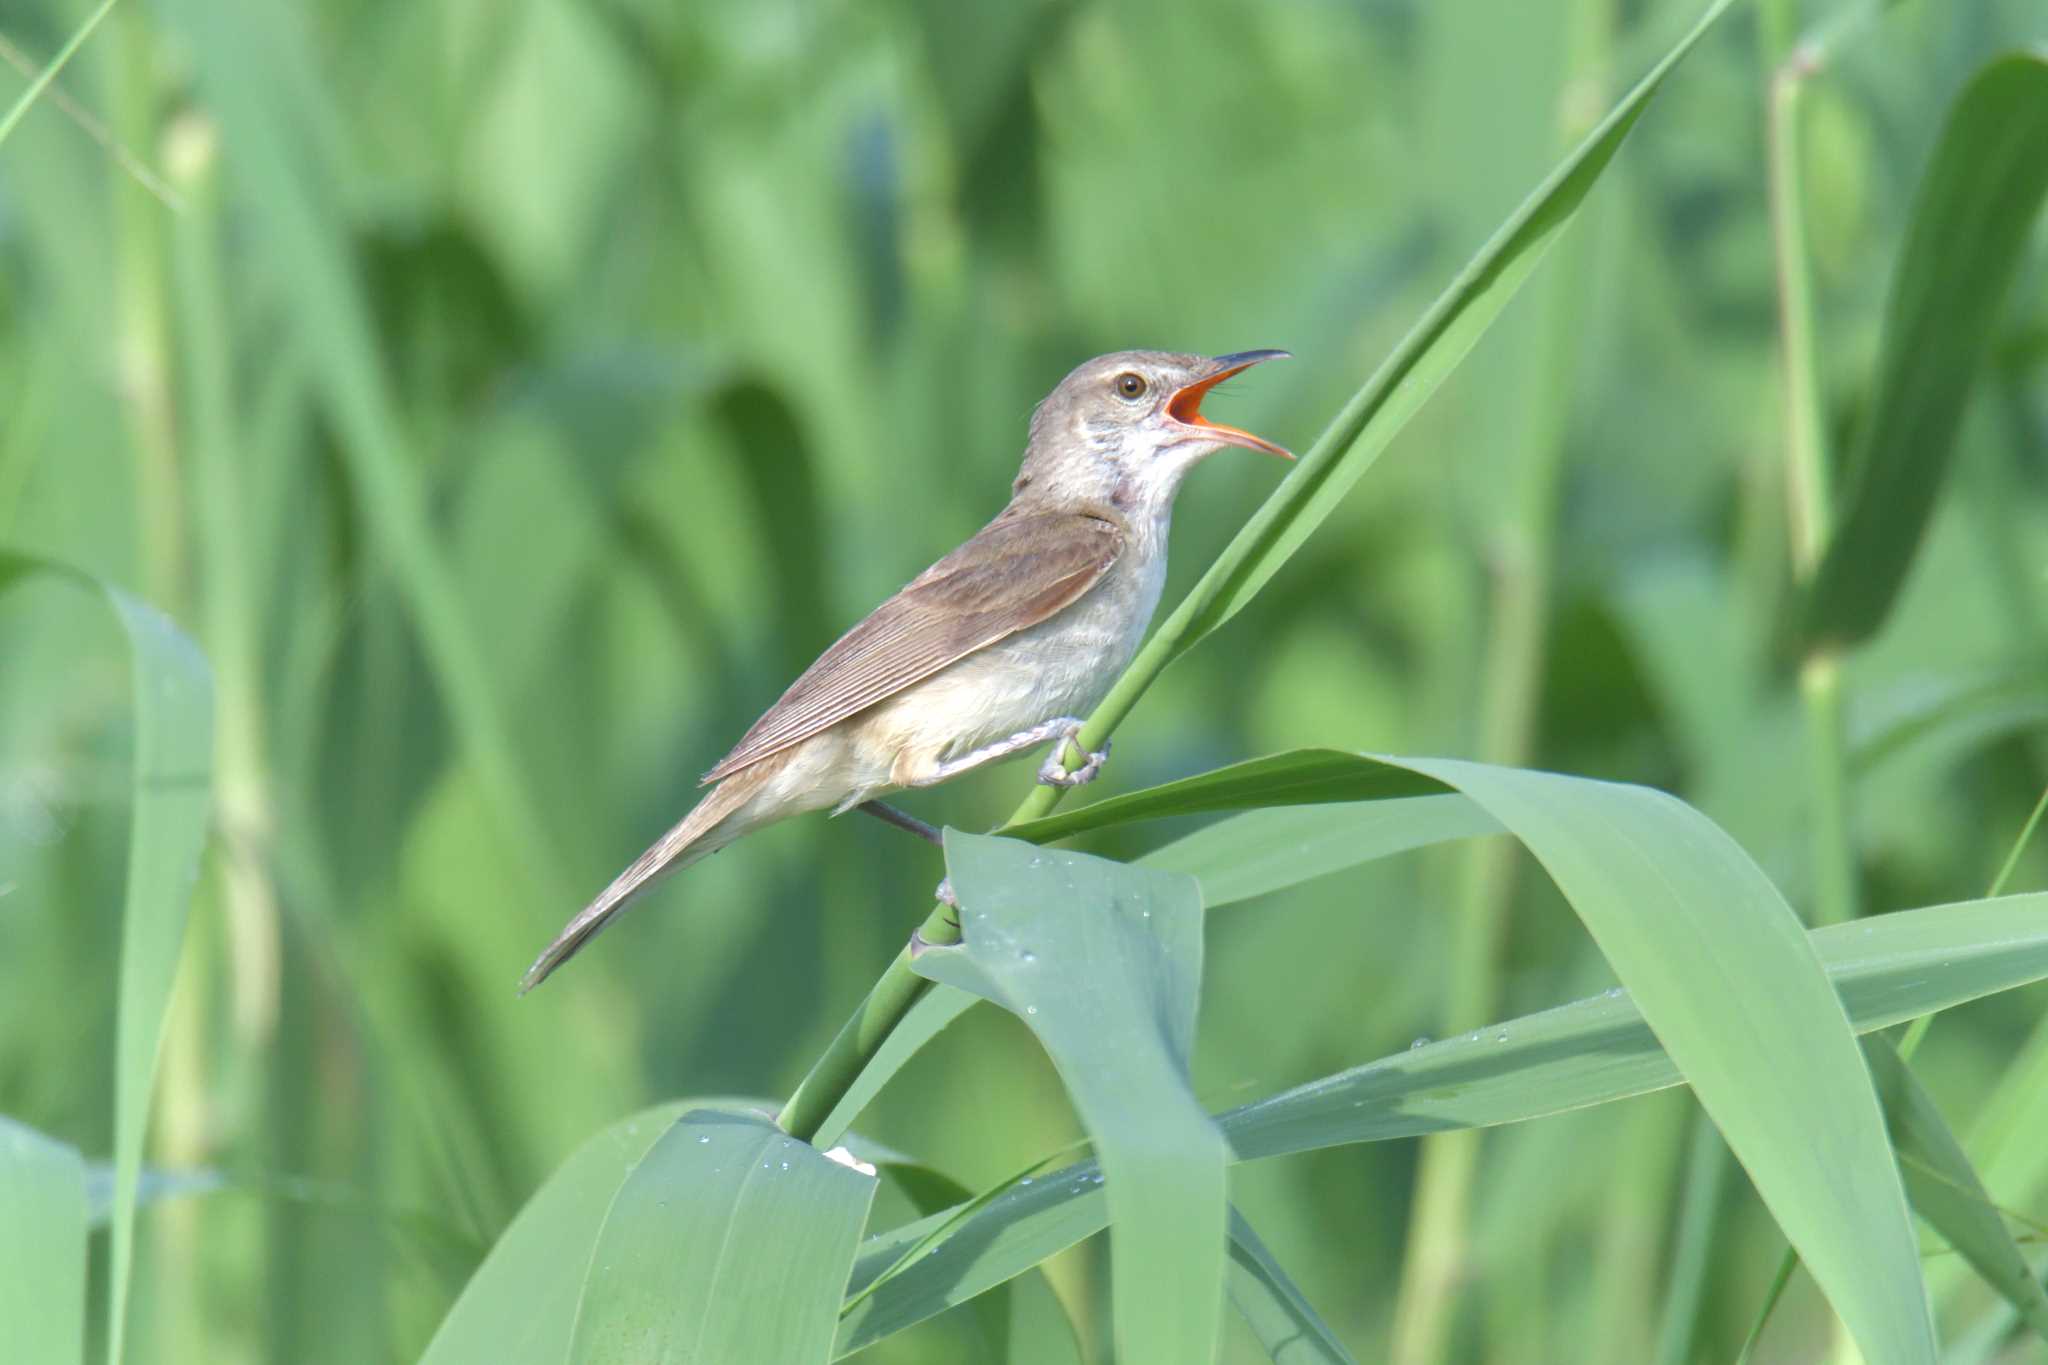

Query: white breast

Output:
[858, 509, 1172, 774]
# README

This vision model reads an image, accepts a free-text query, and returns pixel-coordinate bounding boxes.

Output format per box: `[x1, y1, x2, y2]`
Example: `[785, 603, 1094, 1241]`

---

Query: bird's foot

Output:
[1037, 725, 1110, 788]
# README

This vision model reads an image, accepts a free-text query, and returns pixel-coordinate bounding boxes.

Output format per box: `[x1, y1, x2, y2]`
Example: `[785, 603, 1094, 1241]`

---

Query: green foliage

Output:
[5, 0, 2048, 1361]
[920, 834, 1226, 1362]
[835, 889, 2048, 1352]
[1224, 1210, 1355, 1365]
[0, 1116, 88, 1365]
[1864, 1039, 2048, 1343]
[569, 1111, 876, 1363]
[0, 554, 213, 1364]
[1802, 52, 2048, 650]
[422, 1104, 687, 1365]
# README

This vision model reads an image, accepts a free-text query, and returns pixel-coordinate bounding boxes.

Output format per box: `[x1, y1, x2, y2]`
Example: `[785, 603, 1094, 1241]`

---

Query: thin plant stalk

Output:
[1390, 5, 1609, 1357]
[1770, 46, 1856, 928]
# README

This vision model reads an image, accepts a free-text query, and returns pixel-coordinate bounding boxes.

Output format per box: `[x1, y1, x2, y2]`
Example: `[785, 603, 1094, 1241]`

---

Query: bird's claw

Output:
[912, 880, 960, 959]
[1037, 728, 1111, 788]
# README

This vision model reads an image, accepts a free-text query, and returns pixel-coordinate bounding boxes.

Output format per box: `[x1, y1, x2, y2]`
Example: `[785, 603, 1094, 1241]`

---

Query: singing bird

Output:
[521, 348, 1291, 990]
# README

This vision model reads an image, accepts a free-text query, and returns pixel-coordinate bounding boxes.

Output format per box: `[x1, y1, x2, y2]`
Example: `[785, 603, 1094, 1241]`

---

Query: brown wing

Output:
[701, 510, 1123, 784]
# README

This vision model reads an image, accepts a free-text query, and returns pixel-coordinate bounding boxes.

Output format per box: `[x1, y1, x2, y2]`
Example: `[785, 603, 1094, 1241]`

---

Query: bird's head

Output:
[1014, 349, 1291, 513]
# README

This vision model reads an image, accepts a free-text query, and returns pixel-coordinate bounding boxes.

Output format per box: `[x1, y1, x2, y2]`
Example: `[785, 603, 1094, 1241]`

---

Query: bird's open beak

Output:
[1166, 349, 1293, 460]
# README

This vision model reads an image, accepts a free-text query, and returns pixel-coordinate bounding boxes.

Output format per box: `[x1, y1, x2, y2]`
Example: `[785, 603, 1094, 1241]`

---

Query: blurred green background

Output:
[4, 0, 2046, 1360]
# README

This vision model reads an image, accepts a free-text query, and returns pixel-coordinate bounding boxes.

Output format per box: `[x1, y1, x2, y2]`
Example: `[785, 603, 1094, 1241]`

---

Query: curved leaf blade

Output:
[915, 832, 1227, 1365]
[1002, 750, 1451, 844]
[837, 892, 2048, 1354]
[569, 1110, 875, 1364]
[1138, 795, 1500, 908]
[1803, 53, 2048, 649]
[1393, 756, 1932, 1364]
[0, 552, 216, 1365]
[421, 1103, 687, 1365]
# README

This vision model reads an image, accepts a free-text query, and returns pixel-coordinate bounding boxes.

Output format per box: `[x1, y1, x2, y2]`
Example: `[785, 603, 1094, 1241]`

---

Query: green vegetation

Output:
[3, 0, 2047, 1360]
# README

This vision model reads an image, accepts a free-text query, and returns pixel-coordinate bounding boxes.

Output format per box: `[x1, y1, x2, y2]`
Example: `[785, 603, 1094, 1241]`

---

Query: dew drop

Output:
[698, 1136, 711, 1144]
[1604, 986, 1624, 999]
[1026, 1005, 1039, 1016]
[1494, 1031, 1508, 1043]
[781, 1161, 790, 1171]
[1410, 1036, 1431, 1050]
[1019, 1178, 1033, 1186]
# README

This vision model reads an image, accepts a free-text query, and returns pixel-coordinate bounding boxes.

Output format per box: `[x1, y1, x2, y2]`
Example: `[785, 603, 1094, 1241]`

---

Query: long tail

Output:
[519, 763, 773, 993]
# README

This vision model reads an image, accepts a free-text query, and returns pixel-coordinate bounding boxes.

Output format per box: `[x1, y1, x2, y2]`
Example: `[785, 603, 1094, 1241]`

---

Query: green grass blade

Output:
[1220, 893, 2048, 1158]
[1864, 1039, 2048, 1346]
[856, 1149, 1042, 1363]
[423, 1099, 856, 1363]
[837, 891, 2048, 1354]
[1137, 795, 1501, 908]
[1002, 749, 1452, 843]
[421, 1103, 686, 1364]
[1394, 756, 1932, 1363]
[569, 1110, 875, 1364]
[0, 0, 118, 149]
[0, 551, 216, 1365]
[0, 1117, 88, 1365]
[1226, 1207, 1355, 1364]
[916, 832, 1227, 1364]
[1802, 53, 2048, 649]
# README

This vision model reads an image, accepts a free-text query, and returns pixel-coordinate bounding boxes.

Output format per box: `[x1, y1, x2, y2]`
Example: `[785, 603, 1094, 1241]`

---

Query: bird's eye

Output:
[1113, 372, 1147, 401]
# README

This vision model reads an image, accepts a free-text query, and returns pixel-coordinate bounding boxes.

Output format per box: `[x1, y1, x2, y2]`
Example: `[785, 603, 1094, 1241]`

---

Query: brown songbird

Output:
[522, 348, 1291, 990]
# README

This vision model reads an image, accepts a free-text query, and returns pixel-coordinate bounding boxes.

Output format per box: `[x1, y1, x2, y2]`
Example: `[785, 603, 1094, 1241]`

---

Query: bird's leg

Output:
[857, 801, 957, 947]
[857, 801, 942, 846]
[885, 715, 1109, 940]
[901, 715, 1087, 787]
[1037, 719, 1111, 789]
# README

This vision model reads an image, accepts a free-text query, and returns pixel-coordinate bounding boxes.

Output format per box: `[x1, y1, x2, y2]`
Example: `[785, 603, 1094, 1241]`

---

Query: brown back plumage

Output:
[701, 509, 1124, 784]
